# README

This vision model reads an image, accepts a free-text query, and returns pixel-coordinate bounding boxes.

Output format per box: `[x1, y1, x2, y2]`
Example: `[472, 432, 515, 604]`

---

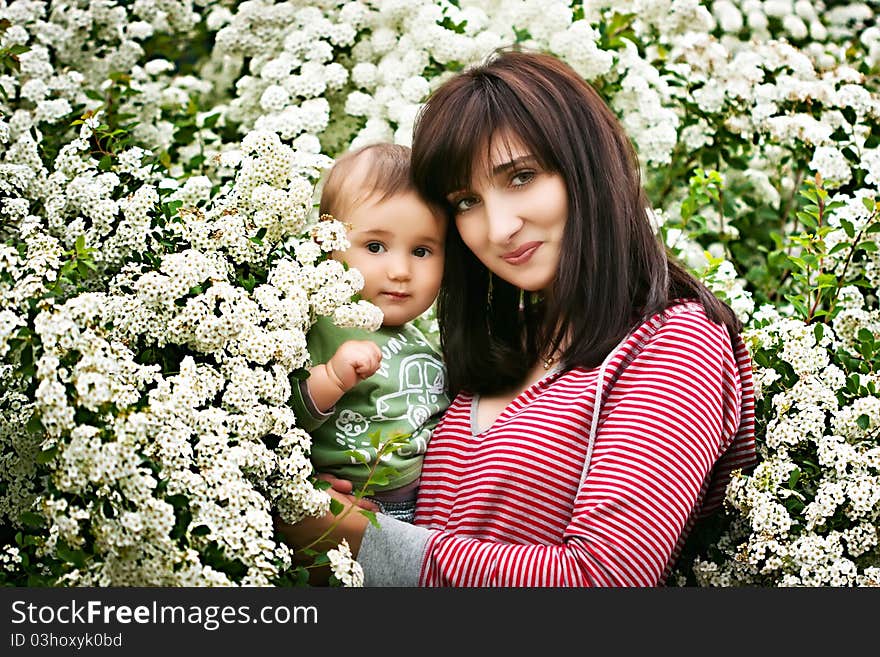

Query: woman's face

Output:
[447, 133, 567, 293]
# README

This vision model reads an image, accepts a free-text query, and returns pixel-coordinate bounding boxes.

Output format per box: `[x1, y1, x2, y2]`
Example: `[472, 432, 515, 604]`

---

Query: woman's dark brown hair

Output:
[410, 48, 741, 397]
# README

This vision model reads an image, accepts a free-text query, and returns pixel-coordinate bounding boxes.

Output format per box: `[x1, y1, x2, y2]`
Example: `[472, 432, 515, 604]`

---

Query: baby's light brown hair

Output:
[319, 143, 419, 220]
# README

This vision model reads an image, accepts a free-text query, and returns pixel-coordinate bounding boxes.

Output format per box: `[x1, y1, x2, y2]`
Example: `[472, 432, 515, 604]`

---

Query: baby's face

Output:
[336, 191, 446, 327]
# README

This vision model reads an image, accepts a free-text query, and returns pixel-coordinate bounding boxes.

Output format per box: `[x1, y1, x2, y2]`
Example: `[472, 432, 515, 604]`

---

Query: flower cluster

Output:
[674, 181, 880, 586]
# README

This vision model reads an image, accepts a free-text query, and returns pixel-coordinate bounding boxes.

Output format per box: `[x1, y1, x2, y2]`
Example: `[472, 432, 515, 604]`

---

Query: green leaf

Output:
[846, 374, 860, 393]
[20, 511, 45, 528]
[342, 449, 369, 464]
[374, 465, 399, 481]
[796, 210, 817, 229]
[36, 446, 58, 464]
[784, 293, 809, 319]
[293, 565, 309, 586]
[239, 274, 256, 293]
[359, 509, 379, 528]
[190, 524, 210, 537]
[800, 188, 819, 204]
[169, 499, 192, 541]
[802, 253, 820, 268]
[25, 412, 43, 434]
[329, 497, 344, 516]
[856, 414, 871, 430]
[787, 255, 808, 272]
[56, 543, 87, 569]
[788, 468, 801, 489]
[165, 494, 189, 508]
[816, 273, 837, 289]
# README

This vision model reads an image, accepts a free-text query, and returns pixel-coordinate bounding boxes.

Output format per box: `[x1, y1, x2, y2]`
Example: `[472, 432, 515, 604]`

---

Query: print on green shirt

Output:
[289, 315, 450, 490]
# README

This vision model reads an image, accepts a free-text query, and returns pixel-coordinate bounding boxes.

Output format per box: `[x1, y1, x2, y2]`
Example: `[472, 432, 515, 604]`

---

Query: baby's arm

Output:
[306, 340, 382, 412]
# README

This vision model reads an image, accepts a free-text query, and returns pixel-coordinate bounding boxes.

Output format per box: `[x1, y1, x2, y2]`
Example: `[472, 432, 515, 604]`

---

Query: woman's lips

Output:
[502, 241, 541, 265]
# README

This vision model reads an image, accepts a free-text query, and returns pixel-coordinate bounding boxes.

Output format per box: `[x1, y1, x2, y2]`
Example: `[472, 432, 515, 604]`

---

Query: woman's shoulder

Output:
[639, 299, 729, 336]
[625, 299, 739, 361]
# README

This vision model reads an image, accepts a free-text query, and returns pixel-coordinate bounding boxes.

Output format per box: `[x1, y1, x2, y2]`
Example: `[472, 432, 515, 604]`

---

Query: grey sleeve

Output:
[357, 514, 433, 587]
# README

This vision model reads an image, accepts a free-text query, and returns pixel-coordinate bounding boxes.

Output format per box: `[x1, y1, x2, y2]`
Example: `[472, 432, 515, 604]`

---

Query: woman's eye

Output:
[511, 170, 535, 186]
[452, 196, 478, 213]
[413, 247, 430, 258]
[365, 242, 385, 254]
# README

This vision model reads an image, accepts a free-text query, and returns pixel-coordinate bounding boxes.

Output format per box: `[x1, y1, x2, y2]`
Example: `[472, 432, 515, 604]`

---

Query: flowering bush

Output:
[0, 0, 878, 587]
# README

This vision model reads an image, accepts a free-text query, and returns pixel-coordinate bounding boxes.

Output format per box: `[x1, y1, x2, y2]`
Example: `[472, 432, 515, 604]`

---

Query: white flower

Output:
[333, 300, 383, 331]
[327, 539, 364, 586]
[809, 146, 852, 188]
[260, 85, 290, 113]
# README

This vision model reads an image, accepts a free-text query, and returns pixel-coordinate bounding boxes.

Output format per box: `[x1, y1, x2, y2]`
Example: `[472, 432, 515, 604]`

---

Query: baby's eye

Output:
[412, 247, 431, 258]
[511, 170, 535, 186]
[365, 242, 385, 254]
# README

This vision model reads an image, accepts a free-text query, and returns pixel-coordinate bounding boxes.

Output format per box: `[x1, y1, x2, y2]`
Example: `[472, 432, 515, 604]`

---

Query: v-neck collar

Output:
[469, 363, 564, 436]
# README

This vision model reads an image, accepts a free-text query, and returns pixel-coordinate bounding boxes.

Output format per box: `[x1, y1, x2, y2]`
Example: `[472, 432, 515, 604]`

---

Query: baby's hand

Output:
[326, 340, 382, 392]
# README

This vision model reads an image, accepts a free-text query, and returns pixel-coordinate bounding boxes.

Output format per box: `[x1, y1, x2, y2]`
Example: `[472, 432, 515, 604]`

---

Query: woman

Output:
[279, 49, 756, 586]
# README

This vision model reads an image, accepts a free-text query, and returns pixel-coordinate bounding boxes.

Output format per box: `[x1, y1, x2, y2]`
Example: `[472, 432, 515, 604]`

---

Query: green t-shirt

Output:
[289, 315, 450, 491]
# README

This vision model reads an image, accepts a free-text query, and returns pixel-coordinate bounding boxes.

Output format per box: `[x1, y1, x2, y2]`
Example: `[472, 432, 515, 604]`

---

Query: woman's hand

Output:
[272, 475, 376, 585]
[274, 487, 371, 586]
[274, 486, 371, 556]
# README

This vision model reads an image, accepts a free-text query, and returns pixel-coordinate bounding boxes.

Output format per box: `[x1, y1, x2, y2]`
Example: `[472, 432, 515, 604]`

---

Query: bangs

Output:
[412, 73, 557, 207]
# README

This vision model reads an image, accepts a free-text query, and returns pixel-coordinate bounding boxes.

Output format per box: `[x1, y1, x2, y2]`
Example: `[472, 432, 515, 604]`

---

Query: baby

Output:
[289, 143, 450, 523]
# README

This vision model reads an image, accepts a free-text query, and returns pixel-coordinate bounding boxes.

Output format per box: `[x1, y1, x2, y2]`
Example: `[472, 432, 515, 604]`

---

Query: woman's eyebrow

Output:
[491, 155, 537, 176]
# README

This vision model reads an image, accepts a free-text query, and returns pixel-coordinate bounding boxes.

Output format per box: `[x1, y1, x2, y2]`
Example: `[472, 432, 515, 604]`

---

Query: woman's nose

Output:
[484, 196, 523, 244]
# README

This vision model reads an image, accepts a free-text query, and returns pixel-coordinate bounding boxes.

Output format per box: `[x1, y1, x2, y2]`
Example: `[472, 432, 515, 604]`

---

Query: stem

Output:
[768, 169, 807, 304]
[300, 438, 397, 554]
[780, 168, 806, 236]
[658, 152, 698, 205]
[827, 208, 880, 318]
[716, 185, 737, 265]
[806, 190, 827, 323]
